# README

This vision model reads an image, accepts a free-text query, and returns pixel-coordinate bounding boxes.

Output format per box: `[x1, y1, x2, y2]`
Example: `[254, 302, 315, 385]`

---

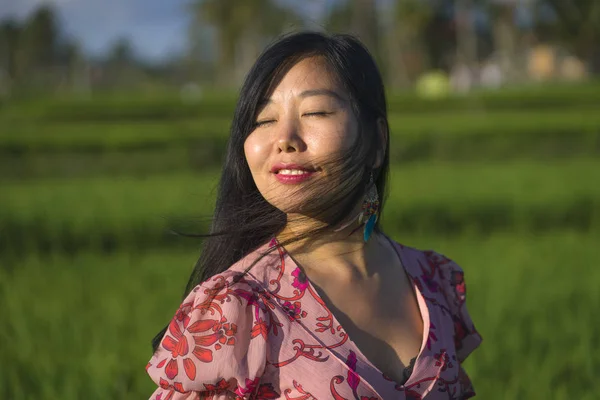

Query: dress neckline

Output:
[270, 234, 431, 389]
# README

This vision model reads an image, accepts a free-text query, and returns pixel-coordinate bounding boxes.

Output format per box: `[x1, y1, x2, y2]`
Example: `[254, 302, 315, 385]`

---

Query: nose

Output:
[277, 138, 298, 153]
[276, 119, 305, 153]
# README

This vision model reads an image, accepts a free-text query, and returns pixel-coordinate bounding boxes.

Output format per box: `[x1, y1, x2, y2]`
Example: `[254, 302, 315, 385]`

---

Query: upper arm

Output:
[146, 277, 268, 399]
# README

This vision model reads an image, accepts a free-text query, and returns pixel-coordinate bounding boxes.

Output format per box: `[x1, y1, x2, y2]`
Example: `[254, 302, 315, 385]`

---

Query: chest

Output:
[308, 273, 425, 386]
[259, 244, 470, 398]
[261, 261, 466, 399]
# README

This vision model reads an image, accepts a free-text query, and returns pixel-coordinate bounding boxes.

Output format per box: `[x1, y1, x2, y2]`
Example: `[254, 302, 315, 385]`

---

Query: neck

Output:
[276, 216, 388, 283]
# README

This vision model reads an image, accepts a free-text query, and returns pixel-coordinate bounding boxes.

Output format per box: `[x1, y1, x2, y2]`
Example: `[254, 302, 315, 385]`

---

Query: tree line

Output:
[0, 0, 599, 96]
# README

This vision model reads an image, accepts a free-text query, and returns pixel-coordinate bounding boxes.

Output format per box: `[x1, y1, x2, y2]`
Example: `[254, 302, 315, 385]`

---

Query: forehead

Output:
[270, 56, 341, 96]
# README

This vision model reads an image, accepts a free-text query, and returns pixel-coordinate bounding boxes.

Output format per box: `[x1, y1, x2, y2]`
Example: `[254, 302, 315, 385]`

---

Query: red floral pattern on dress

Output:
[234, 377, 260, 397]
[203, 378, 231, 393]
[156, 377, 185, 400]
[425, 321, 438, 351]
[281, 300, 308, 321]
[445, 269, 466, 307]
[345, 351, 360, 391]
[146, 237, 482, 399]
[291, 267, 309, 292]
[255, 382, 281, 399]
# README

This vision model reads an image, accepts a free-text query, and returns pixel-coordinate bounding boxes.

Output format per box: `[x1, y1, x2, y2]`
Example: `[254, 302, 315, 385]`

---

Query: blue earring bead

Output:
[363, 213, 378, 242]
[360, 172, 379, 243]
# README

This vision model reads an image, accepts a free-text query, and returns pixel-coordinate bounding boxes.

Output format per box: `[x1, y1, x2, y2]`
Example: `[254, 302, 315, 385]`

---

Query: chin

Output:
[269, 200, 307, 215]
[264, 195, 315, 216]
[260, 184, 333, 217]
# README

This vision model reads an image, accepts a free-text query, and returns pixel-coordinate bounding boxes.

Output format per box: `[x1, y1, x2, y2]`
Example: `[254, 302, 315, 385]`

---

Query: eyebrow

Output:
[259, 88, 346, 106]
[299, 89, 346, 102]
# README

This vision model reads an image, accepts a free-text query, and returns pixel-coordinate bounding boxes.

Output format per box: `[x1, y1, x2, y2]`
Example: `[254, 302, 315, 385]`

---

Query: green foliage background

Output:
[1, 83, 599, 399]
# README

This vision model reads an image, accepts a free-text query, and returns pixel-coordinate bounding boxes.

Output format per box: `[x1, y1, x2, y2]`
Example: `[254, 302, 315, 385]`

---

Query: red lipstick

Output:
[271, 163, 318, 185]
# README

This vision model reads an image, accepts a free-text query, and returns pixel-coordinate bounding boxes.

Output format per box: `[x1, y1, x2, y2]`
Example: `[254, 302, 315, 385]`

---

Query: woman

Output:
[147, 32, 482, 399]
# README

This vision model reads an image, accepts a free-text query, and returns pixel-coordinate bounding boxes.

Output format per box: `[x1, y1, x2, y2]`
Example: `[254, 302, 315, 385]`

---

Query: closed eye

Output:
[254, 119, 276, 128]
[303, 111, 333, 117]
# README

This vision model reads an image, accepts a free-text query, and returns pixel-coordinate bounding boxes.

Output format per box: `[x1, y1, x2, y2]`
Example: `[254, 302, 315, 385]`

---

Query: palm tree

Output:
[190, 0, 301, 86]
[17, 5, 60, 74]
[454, 0, 478, 68]
[0, 19, 20, 85]
[386, 0, 434, 88]
[324, 0, 380, 56]
[487, 0, 520, 83]
[537, 0, 600, 73]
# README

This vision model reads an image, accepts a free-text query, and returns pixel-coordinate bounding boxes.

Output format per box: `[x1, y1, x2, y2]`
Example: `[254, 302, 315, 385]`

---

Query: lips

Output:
[270, 162, 319, 185]
[270, 163, 317, 174]
[274, 170, 316, 184]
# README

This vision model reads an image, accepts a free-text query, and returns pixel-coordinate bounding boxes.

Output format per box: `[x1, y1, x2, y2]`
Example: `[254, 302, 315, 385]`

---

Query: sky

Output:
[0, 0, 351, 62]
[0, 0, 534, 63]
[0, 0, 196, 62]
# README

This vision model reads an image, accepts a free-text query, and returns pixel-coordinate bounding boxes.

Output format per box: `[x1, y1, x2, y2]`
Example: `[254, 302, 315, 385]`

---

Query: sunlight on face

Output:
[244, 56, 359, 214]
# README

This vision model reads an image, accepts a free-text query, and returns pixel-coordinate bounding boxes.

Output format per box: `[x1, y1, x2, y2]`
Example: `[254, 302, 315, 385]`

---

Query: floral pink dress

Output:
[146, 235, 482, 399]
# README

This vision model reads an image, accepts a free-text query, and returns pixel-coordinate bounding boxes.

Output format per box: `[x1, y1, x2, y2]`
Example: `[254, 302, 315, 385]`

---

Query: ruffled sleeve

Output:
[428, 251, 482, 363]
[146, 274, 268, 400]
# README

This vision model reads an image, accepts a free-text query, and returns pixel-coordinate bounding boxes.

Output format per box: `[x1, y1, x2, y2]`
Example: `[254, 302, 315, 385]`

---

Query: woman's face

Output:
[244, 56, 360, 214]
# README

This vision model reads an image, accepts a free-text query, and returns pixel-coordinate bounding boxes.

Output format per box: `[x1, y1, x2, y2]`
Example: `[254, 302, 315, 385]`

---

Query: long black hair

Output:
[152, 31, 390, 353]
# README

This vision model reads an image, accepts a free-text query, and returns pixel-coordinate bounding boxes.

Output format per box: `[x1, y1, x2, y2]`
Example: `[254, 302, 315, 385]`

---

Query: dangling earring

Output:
[359, 172, 379, 242]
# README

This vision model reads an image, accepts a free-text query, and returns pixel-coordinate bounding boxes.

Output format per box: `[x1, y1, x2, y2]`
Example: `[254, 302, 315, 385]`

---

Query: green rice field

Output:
[1, 85, 599, 399]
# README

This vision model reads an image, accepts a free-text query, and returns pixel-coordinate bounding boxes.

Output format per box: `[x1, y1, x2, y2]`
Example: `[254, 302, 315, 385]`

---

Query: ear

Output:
[373, 118, 388, 170]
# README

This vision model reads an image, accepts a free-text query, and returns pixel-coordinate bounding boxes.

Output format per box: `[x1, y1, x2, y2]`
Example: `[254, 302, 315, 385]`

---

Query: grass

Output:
[1, 231, 597, 399]
[2, 85, 598, 399]
[3, 109, 600, 153]
[0, 250, 195, 400]
[2, 159, 598, 255]
[3, 109, 598, 183]
[2, 79, 600, 121]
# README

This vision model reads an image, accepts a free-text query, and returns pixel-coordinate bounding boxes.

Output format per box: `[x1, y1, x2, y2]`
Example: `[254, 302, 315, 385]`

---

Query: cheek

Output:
[308, 119, 358, 154]
[244, 134, 267, 174]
